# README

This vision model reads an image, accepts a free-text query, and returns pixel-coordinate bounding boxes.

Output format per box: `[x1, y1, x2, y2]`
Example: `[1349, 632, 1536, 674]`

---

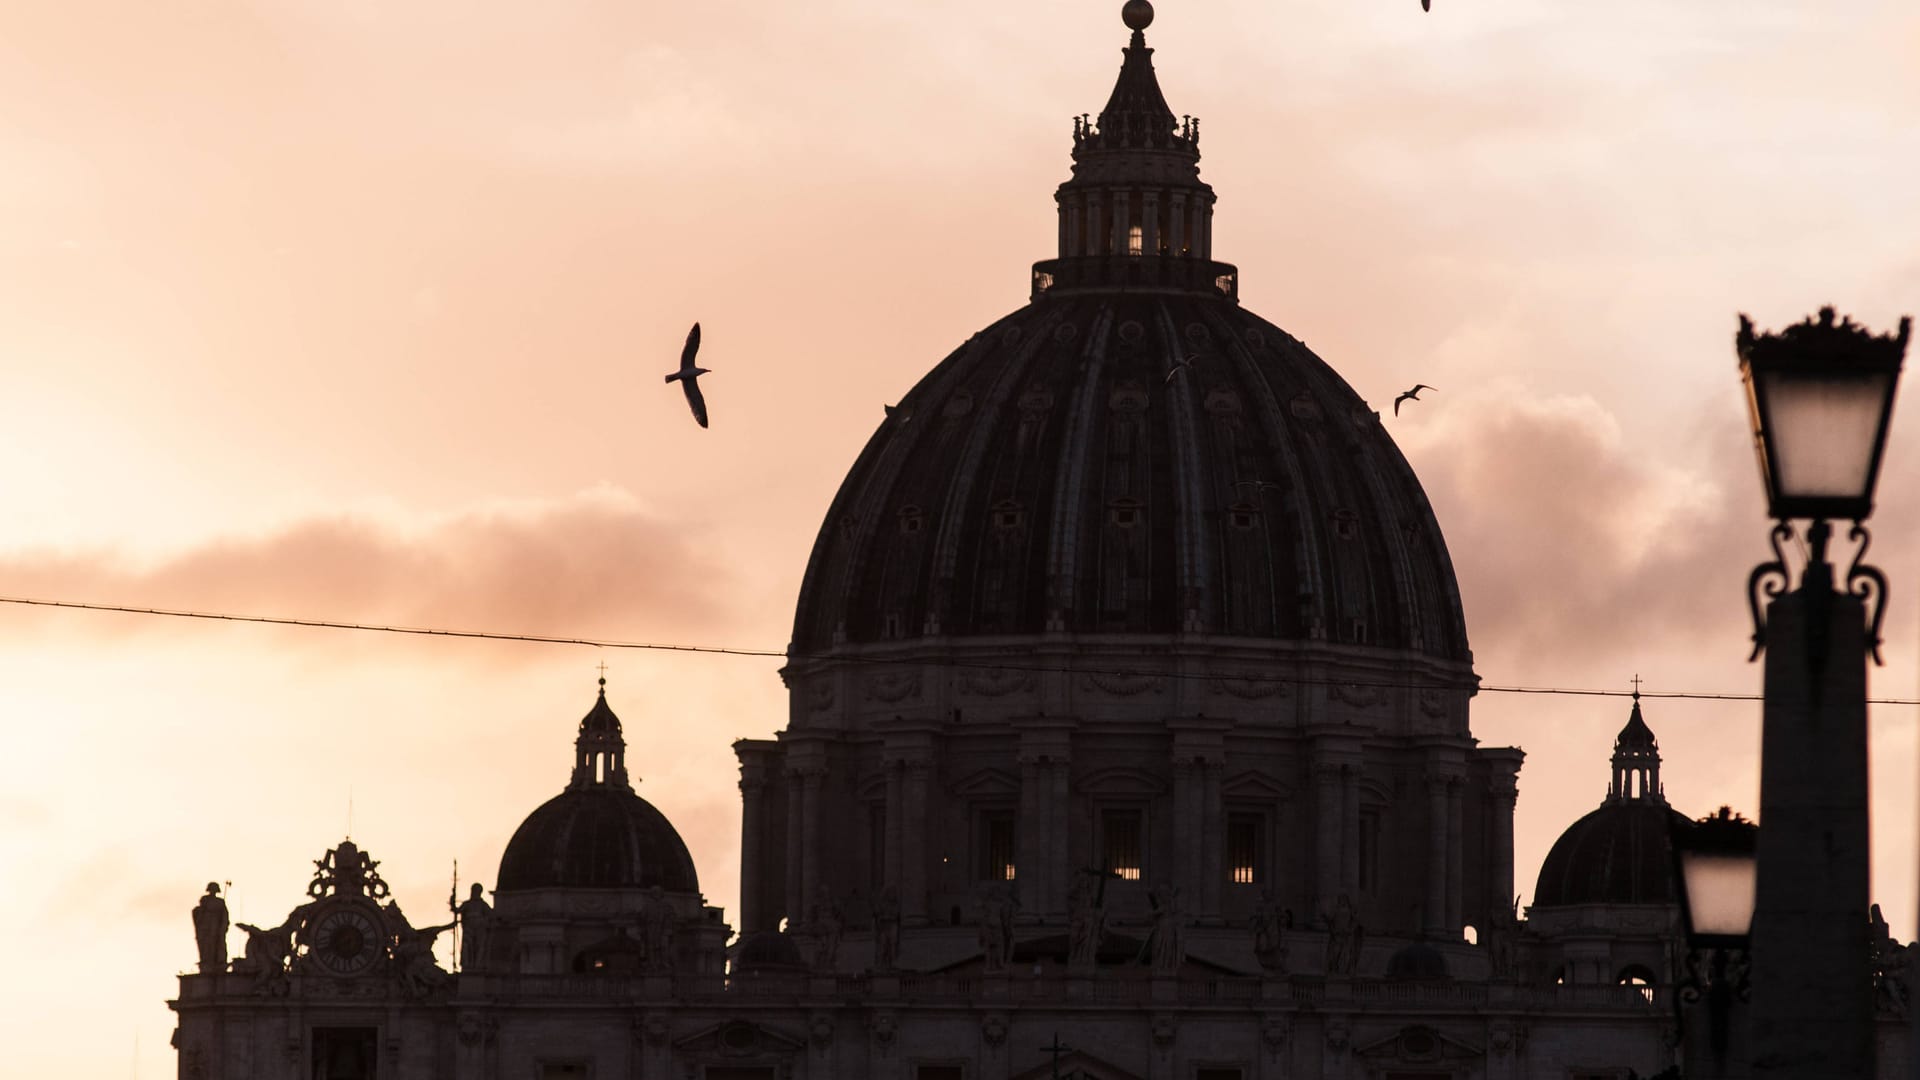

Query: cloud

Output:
[1401, 382, 1764, 674]
[0, 487, 736, 646]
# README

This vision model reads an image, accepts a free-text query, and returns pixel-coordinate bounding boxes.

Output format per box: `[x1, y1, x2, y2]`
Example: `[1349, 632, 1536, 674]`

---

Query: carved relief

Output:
[1261, 1015, 1290, 1057]
[1288, 391, 1323, 424]
[981, 1012, 1009, 1047]
[1203, 387, 1243, 416]
[1053, 322, 1078, 343]
[1209, 672, 1291, 700]
[1325, 1018, 1351, 1054]
[1000, 326, 1023, 345]
[807, 680, 836, 716]
[865, 671, 922, 704]
[960, 667, 1037, 697]
[1108, 381, 1150, 413]
[1080, 671, 1166, 696]
[1151, 1013, 1177, 1046]
[808, 1012, 835, 1048]
[1018, 385, 1055, 413]
[943, 391, 975, 419]
[637, 1014, 670, 1047]
[1418, 687, 1449, 719]
[458, 1014, 498, 1048]
[1327, 682, 1386, 709]
[1244, 327, 1266, 346]
[1184, 321, 1211, 344]
[1118, 320, 1145, 343]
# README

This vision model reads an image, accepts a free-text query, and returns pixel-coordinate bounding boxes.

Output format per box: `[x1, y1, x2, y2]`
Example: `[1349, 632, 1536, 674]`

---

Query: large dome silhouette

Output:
[791, 270, 1467, 660]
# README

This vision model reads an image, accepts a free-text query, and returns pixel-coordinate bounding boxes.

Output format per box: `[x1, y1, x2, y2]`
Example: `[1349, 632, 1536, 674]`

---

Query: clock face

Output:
[310, 908, 383, 976]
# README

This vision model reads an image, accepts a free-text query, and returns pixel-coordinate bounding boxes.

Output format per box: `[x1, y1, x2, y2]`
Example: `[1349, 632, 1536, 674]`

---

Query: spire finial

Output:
[596, 661, 608, 694]
[1122, 0, 1154, 32]
[1630, 673, 1642, 702]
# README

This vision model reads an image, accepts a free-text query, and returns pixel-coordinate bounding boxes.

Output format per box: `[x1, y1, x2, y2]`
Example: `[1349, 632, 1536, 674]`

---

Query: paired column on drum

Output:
[1423, 747, 1467, 937]
[1310, 736, 1363, 920]
[1171, 718, 1229, 919]
[1017, 717, 1076, 918]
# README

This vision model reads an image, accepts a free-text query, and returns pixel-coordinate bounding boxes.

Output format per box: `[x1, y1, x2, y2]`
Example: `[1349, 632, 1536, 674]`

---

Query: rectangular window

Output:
[1227, 813, 1264, 885]
[869, 803, 887, 892]
[1196, 1070, 1245, 1080]
[311, 1027, 377, 1080]
[1101, 808, 1143, 881]
[917, 1067, 966, 1080]
[1127, 224, 1144, 255]
[538, 1065, 590, 1080]
[978, 810, 1016, 881]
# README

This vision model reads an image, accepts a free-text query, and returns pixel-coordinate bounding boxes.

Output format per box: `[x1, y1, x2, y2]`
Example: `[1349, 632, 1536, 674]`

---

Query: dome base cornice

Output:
[1031, 256, 1238, 300]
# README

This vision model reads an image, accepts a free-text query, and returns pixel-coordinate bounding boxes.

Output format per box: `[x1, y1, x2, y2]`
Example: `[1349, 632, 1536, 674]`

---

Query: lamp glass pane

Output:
[1679, 851, 1756, 938]
[1758, 369, 1893, 500]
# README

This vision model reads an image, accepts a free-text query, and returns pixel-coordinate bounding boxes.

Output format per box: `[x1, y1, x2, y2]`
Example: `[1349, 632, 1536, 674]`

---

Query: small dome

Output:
[1385, 941, 1449, 981]
[1533, 801, 1691, 907]
[731, 930, 808, 975]
[496, 687, 698, 893]
[497, 786, 699, 892]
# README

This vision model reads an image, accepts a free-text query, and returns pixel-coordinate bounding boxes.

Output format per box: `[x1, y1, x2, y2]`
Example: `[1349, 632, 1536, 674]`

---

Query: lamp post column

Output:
[1750, 581, 1874, 1078]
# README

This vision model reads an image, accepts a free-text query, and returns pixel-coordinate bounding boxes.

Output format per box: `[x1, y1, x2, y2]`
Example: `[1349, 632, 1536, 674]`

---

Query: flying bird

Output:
[1392, 384, 1435, 416]
[1163, 354, 1202, 386]
[665, 322, 711, 428]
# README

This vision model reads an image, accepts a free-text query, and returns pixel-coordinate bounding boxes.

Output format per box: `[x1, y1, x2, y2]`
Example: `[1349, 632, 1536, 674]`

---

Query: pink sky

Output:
[2, 2, 1917, 1075]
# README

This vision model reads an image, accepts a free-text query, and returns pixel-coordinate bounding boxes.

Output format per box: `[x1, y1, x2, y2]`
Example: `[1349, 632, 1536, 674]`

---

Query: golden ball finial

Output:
[1122, 0, 1154, 32]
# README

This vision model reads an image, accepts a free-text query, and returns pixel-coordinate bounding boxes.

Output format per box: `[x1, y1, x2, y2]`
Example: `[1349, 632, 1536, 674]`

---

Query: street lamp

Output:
[1737, 305, 1910, 1080]
[1672, 807, 1759, 951]
[1741, 307, 1909, 663]
[1669, 807, 1759, 1070]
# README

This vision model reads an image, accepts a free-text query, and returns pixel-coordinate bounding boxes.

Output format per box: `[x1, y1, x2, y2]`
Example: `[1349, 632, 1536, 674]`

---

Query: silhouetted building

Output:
[168, 4, 1913, 1078]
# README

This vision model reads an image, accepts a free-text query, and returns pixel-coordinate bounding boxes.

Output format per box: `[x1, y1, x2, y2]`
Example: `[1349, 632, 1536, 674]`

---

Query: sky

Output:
[2, 1, 1917, 1075]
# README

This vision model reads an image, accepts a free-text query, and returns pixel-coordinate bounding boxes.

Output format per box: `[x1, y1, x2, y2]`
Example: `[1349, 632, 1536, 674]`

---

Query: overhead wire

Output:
[3, 593, 1916, 706]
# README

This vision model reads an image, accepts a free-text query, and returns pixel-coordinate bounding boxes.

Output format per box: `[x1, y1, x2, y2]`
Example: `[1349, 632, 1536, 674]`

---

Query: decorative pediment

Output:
[1079, 766, 1165, 796]
[951, 767, 1022, 798]
[672, 1019, 806, 1056]
[1222, 771, 1290, 801]
[1010, 1049, 1146, 1080]
[1353, 1024, 1483, 1064]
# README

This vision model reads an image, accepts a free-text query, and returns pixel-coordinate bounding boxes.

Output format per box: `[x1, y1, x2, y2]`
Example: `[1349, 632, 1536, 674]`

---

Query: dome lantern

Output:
[570, 677, 631, 792]
[1036, 2, 1234, 298]
[1608, 680, 1664, 805]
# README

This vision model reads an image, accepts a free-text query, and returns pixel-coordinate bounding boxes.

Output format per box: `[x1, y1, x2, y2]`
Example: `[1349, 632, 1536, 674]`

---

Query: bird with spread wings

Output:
[1392, 384, 1435, 416]
[665, 323, 711, 428]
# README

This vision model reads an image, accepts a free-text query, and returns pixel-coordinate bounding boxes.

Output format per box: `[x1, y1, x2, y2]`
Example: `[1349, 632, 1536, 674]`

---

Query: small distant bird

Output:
[665, 322, 711, 428]
[1392, 384, 1435, 416]
[1163, 354, 1202, 386]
